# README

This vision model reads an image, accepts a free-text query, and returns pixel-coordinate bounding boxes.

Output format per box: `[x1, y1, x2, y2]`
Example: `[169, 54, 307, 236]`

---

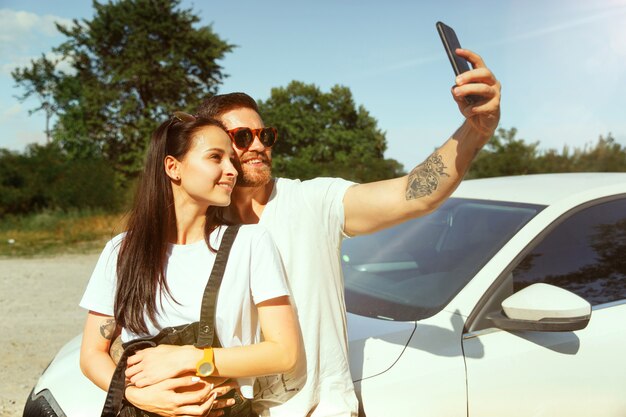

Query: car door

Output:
[462, 196, 626, 417]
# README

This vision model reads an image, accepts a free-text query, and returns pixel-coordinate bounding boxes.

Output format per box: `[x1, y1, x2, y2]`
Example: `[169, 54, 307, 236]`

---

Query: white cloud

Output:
[0, 10, 37, 42]
[0, 9, 72, 43]
[0, 103, 23, 122]
[0, 102, 47, 150]
[0, 8, 73, 70]
[0, 9, 77, 81]
[1, 50, 72, 76]
[0, 10, 76, 153]
[1, 55, 36, 75]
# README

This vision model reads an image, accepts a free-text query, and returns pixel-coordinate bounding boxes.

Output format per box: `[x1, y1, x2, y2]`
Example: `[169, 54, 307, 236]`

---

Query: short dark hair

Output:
[197, 92, 260, 119]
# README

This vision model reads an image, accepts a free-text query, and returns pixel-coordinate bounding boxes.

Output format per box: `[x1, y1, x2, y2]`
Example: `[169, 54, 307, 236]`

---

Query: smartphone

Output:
[436, 21, 477, 103]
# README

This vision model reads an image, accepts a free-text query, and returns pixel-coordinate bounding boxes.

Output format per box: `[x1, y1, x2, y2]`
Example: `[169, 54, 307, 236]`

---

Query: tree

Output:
[12, 0, 233, 177]
[467, 129, 626, 179]
[466, 127, 540, 179]
[12, 55, 59, 143]
[258, 81, 404, 182]
[0, 144, 124, 217]
[566, 134, 626, 172]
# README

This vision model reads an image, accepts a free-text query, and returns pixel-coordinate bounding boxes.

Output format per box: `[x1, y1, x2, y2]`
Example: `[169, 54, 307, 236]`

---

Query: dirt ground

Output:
[0, 254, 100, 417]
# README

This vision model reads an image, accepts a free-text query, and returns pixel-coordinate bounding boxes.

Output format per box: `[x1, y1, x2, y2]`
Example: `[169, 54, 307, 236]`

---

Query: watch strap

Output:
[196, 347, 215, 376]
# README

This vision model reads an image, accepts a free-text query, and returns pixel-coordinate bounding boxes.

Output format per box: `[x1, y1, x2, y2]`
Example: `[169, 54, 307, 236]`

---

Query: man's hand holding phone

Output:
[436, 21, 501, 140]
[451, 48, 501, 139]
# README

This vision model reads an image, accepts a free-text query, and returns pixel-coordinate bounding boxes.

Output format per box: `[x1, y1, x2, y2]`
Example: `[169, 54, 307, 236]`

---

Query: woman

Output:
[79, 113, 300, 416]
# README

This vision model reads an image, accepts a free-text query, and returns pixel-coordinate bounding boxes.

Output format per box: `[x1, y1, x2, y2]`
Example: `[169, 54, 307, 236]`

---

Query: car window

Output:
[512, 197, 626, 306]
[342, 198, 542, 321]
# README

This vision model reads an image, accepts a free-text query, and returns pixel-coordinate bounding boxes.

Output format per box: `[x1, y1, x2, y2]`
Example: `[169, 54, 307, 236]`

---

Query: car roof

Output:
[453, 172, 626, 205]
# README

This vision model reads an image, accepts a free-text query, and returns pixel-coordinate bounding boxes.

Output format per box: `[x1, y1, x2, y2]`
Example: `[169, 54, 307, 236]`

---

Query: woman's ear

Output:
[164, 155, 181, 181]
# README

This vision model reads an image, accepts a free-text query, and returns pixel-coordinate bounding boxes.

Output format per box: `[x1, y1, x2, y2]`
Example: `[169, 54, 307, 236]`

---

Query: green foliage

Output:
[556, 134, 626, 172]
[0, 143, 125, 217]
[467, 128, 540, 178]
[467, 128, 626, 179]
[12, 0, 233, 178]
[10, 54, 58, 141]
[258, 81, 405, 182]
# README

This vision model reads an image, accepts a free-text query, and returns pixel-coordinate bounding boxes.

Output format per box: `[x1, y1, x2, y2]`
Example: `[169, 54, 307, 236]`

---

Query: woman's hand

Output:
[125, 374, 237, 417]
[125, 375, 216, 417]
[126, 344, 201, 387]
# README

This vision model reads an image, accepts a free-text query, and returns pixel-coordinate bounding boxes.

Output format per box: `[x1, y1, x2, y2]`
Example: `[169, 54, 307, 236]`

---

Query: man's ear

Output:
[164, 155, 181, 181]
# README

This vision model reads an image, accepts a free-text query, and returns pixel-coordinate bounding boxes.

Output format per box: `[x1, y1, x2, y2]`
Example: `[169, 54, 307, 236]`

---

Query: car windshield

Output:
[343, 197, 544, 321]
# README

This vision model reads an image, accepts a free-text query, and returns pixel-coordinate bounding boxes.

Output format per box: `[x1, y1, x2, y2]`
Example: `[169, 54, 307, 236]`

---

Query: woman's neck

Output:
[171, 198, 209, 245]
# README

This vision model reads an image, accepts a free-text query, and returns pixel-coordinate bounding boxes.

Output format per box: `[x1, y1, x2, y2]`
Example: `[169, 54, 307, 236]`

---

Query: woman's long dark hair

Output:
[115, 115, 230, 335]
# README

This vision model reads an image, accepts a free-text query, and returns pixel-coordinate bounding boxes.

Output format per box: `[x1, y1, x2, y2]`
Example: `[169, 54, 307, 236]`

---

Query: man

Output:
[128, 48, 500, 416]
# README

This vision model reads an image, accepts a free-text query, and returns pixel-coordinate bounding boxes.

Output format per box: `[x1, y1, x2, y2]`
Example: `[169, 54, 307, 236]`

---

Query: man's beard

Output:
[237, 152, 273, 187]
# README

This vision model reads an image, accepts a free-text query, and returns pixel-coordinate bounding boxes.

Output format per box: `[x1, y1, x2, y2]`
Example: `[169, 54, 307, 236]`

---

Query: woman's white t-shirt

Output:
[80, 224, 290, 397]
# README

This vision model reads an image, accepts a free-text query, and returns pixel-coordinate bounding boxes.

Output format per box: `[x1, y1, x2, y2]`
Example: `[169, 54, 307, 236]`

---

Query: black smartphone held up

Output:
[436, 21, 470, 76]
[436, 21, 477, 103]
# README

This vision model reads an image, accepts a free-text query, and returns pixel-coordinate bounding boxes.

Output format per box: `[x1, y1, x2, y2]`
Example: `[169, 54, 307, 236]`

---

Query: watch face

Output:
[198, 362, 214, 377]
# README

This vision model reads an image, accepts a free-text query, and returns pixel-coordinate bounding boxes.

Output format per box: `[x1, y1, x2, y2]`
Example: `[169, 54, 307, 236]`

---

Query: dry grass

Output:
[0, 211, 127, 257]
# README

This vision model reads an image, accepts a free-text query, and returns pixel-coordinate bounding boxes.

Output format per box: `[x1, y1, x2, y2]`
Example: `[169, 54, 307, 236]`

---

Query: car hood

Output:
[347, 312, 416, 381]
[34, 334, 106, 415]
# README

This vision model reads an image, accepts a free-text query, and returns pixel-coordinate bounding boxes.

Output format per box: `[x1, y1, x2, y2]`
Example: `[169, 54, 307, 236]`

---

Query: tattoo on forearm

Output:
[99, 318, 116, 340]
[405, 153, 450, 200]
[110, 336, 123, 364]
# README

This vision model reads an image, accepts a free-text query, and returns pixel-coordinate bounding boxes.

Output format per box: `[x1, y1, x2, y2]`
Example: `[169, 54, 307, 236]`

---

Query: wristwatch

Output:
[195, 347, 215, 377]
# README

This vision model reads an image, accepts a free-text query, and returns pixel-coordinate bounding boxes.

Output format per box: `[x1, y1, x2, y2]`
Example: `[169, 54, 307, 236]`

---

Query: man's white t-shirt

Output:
[80, 224, 290, 398]
[254, 177, 358, 417]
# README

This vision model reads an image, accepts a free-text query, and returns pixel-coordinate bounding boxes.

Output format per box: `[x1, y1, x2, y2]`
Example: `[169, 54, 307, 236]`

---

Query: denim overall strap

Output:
[195, 224, 241, 348]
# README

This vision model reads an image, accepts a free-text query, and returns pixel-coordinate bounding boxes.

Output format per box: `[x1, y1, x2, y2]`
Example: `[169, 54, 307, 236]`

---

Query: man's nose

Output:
[247, 133, 266, 152]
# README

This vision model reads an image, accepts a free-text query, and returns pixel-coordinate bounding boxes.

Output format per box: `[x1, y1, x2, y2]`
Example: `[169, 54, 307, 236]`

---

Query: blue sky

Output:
[1, 0, 625, 170]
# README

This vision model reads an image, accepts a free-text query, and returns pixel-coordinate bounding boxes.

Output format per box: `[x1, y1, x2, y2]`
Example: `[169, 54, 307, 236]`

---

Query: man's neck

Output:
[227, 179, 275, 224]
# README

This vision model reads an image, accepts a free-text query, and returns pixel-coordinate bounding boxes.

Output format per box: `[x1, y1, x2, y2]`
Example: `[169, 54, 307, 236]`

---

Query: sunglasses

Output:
[226, 127, 278, 150]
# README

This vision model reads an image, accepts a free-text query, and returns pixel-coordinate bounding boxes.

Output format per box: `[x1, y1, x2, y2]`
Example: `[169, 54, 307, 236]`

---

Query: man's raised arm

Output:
[344, 49, 501, 236]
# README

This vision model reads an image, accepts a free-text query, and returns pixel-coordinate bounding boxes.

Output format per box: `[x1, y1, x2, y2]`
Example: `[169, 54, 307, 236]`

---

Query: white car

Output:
[25, 173, 626, 416]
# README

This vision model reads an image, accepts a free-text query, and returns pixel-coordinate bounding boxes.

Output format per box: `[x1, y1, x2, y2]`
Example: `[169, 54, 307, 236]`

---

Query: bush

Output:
[467, 129, 626, 179]
[0, 143, 125, 217]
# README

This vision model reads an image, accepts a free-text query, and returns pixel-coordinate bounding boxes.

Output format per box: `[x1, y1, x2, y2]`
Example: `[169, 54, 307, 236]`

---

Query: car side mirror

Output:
[486, 283, 591, 332]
